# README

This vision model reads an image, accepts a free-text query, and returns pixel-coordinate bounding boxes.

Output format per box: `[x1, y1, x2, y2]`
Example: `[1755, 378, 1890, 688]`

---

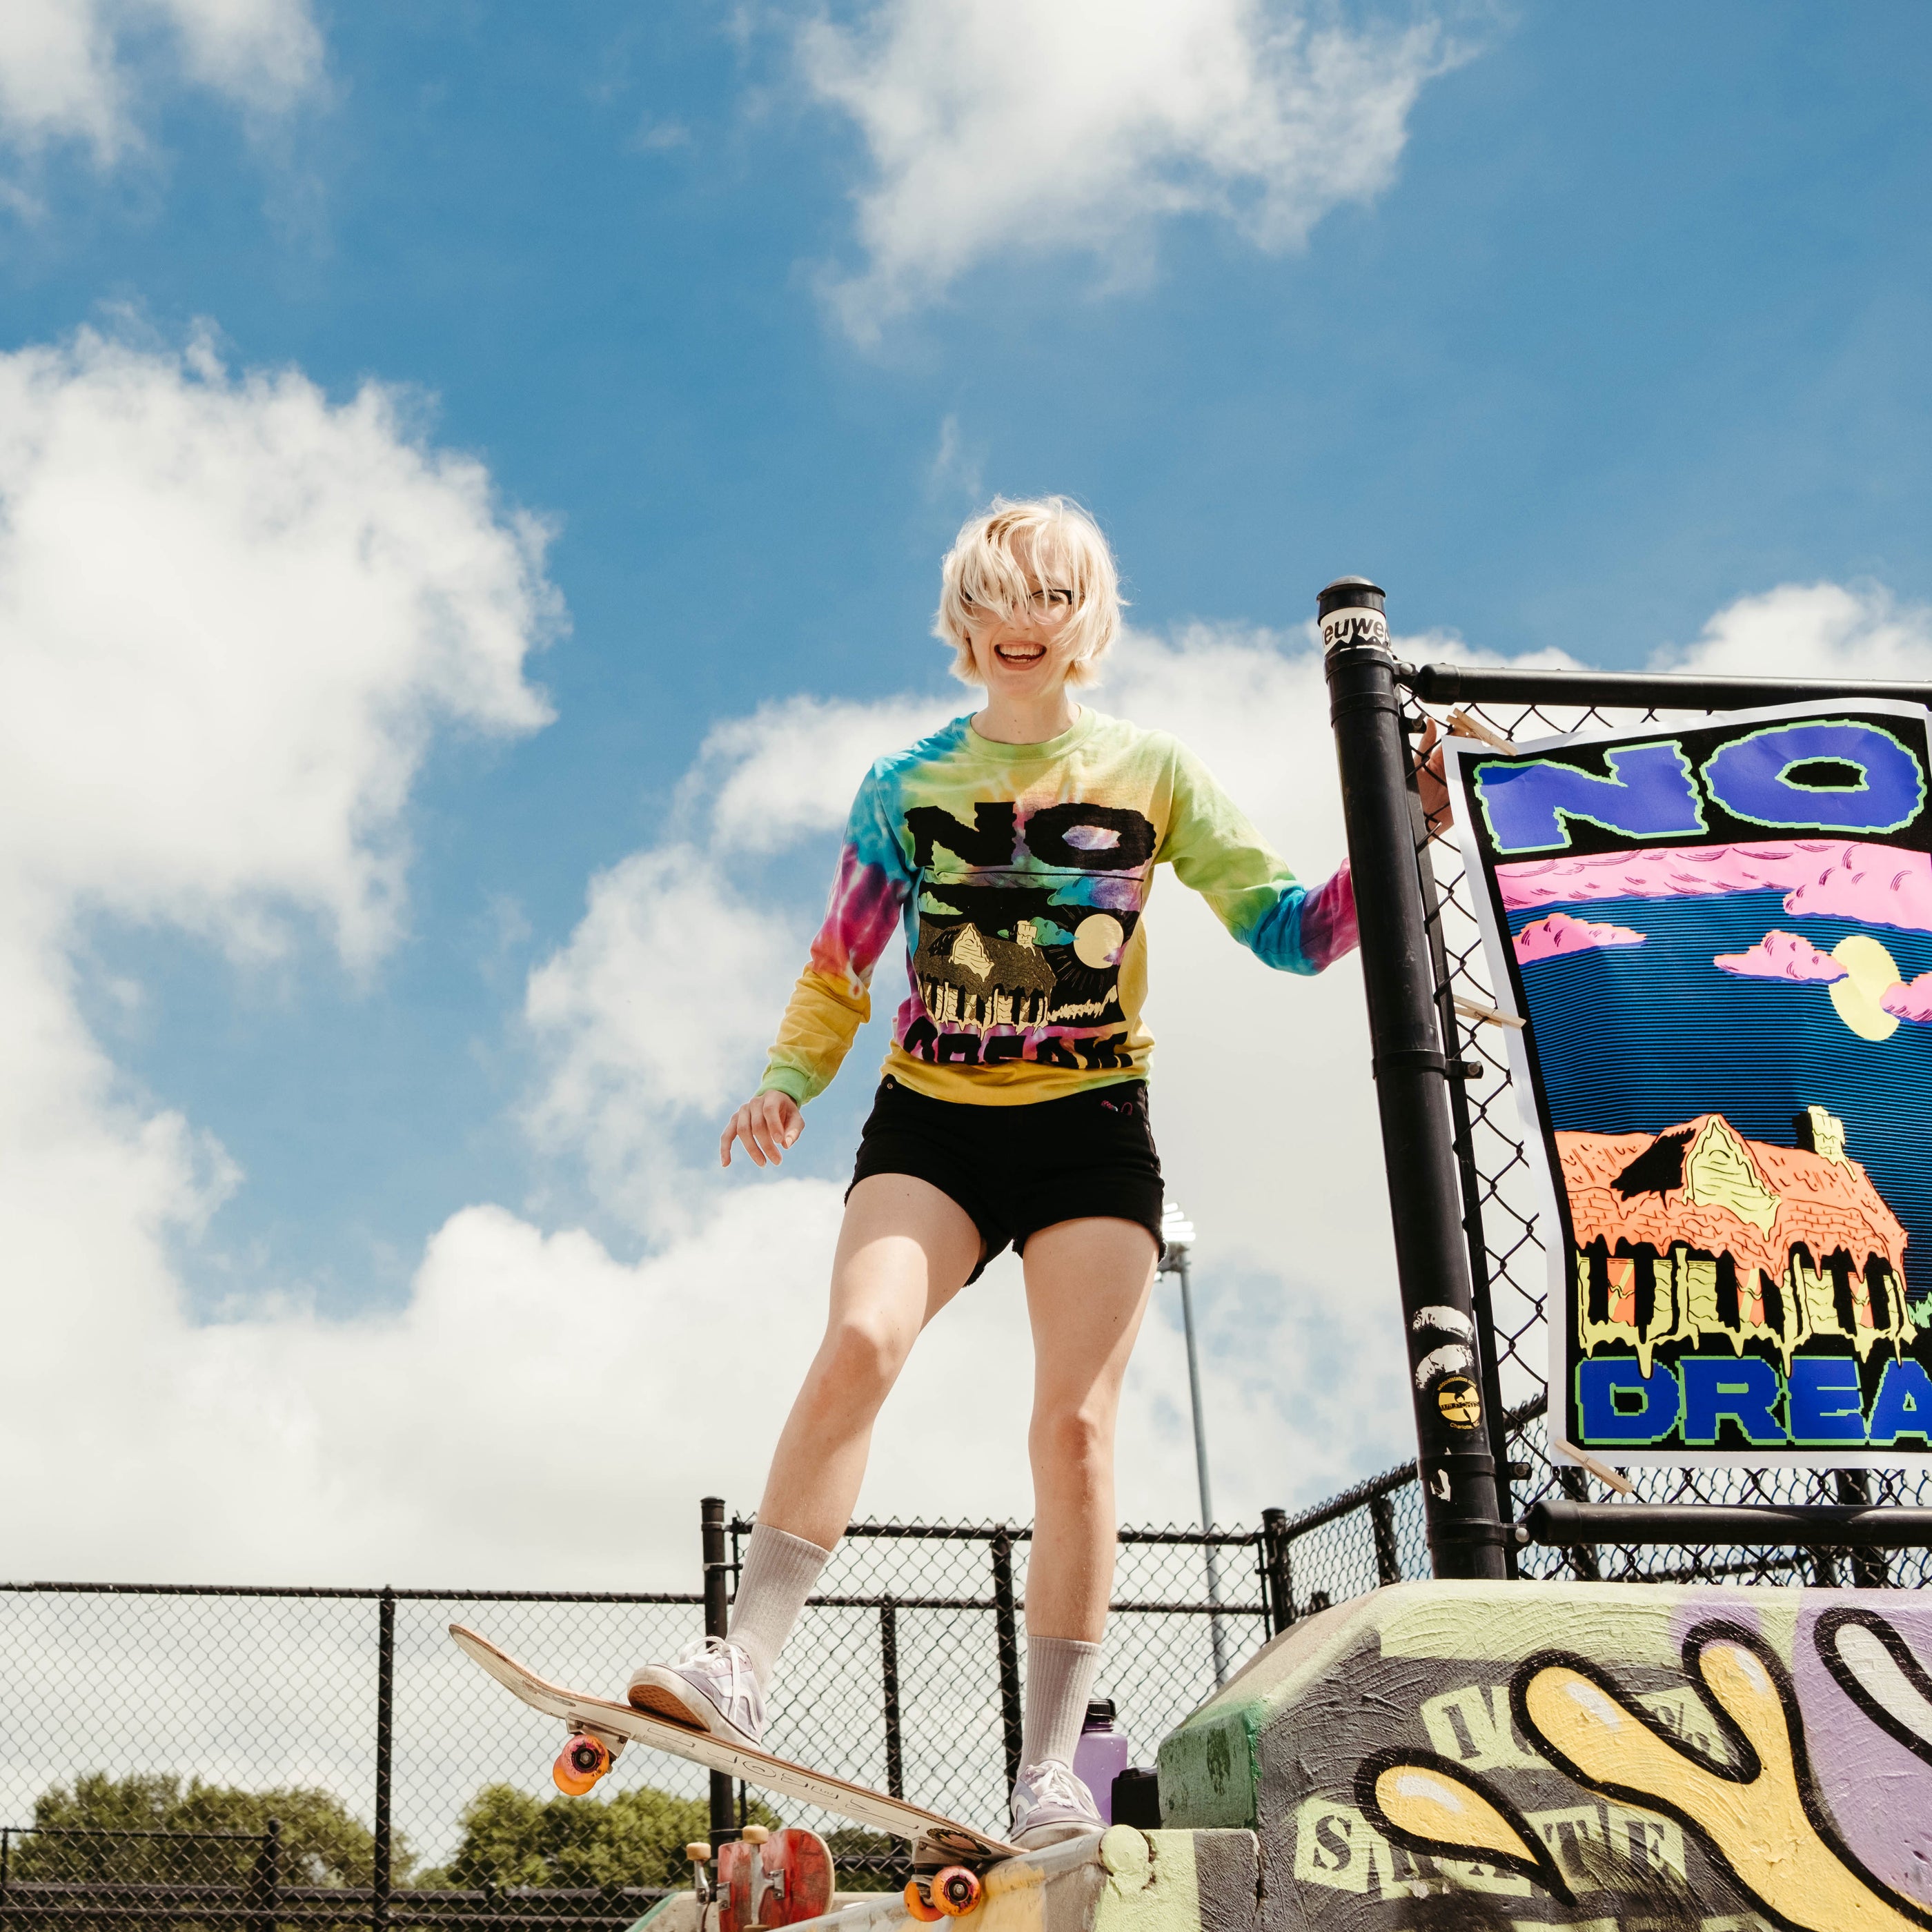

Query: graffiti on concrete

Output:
[1354, 1616, 1931, 1928]
[1160, 1583, 1932, 1929]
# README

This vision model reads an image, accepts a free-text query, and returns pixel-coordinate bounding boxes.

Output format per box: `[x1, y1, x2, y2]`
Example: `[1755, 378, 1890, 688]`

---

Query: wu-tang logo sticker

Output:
[1437, 1378, 1482, 1429]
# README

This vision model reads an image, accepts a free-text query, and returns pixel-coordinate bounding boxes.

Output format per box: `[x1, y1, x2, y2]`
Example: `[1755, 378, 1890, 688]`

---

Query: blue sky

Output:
[4, 0, 1931, 1579]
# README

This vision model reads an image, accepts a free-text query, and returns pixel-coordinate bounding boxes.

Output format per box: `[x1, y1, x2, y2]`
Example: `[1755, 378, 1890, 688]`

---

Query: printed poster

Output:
[1446, 700, 1932, 1466]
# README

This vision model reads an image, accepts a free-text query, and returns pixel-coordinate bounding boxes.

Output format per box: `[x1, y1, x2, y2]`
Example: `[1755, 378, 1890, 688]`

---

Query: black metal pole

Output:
[701, 1497, 738, 1849]
[1260, 1508, 1294, 1634]
[1405, 766, 1517, 1568]
[250, 1818, 280, 1932]
[1368, 1494, 1401, 1586]
[1523, 1499, 1932, 1548]
[1408, 662, 1932, 709]
[1835, 1470, 1891, 1587]
[879, 1600, 904, 1800]
[373, 1593, 393, 1932]
[1554, 1467, 1602, 1581]
[1319, 578, 1506, 1581]
[989, 1532, 1023, 1797]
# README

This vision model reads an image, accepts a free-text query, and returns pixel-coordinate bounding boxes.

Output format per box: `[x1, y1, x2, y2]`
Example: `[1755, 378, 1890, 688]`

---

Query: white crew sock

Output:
[1021, 1635, 1103, 1771]
[727, 1523, 833, 1689]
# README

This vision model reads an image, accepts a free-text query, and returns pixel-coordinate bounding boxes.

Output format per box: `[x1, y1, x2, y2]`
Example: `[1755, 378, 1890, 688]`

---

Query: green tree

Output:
[19, 1768, 411, 1889]
[424, 1783, 777, 1892]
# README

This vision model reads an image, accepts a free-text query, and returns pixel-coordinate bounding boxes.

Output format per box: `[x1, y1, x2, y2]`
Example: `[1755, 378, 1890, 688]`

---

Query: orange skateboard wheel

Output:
[553, 1732, 612, 1795]
[903, 1878, 945, 1922]
[931, 1866, 980, 1916]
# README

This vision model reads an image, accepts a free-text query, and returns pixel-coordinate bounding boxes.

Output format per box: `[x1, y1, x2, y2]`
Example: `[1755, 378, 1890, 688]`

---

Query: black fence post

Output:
[1835, 1470, 1891, 1588]
[702, 1497, 738, 1848]
[1404, 749, 1517, 1566]
[879, 1599, 905, 1800]
[989, 1531, 1023, 1797]
[1261, 1509, 1293, 1634]
[373, 1591, 393, 1932]
[1319, 578, 1506, 1581]
[250, 1817, 280, 1932]
[1368, 1495, 1401, 1586]
[1555, 1467, 1603, 1582]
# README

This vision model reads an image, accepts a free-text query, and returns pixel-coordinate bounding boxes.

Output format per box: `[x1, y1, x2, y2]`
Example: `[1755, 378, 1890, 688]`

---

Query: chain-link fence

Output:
[0, 1509, 1274, 1927]
[1377, 680, 1932, 1587]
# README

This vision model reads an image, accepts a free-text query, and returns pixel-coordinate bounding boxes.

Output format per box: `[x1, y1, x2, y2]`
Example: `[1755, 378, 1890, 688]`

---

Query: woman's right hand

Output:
[720, 1090, 804, 1169]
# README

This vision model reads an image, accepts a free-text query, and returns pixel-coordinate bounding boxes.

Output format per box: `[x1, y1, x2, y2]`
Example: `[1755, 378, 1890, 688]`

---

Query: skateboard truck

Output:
[737, 1826, 779, 1929]
[687, 1842, 715, 1906]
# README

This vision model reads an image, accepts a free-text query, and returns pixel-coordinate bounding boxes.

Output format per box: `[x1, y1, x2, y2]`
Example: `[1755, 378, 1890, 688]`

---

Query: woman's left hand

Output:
[1416, 716, 1455, 836]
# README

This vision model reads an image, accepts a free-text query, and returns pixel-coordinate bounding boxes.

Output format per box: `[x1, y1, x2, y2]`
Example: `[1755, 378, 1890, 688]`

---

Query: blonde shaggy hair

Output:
[933, 496, 1123, 687]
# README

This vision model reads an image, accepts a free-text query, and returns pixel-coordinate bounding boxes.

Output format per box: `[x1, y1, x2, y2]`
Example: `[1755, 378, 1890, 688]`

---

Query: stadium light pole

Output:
[1159, 1201, 1228, 1685]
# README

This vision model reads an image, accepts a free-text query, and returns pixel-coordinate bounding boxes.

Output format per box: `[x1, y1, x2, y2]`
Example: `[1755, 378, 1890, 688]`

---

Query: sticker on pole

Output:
[1446, 700, 1932, 1468]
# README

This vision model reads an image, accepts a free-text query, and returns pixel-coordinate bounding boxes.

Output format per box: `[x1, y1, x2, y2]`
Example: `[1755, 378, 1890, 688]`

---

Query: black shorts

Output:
[847, 1077, 1165, 1283]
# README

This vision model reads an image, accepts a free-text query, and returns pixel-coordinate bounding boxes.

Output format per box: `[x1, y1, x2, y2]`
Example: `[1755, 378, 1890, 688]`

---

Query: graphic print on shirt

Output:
[900, 798, 1155, 1071]
[758, 711, 1359, 1108]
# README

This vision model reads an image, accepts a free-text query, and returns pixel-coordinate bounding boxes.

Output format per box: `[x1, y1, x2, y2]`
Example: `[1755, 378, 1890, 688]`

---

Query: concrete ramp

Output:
[1157, 1579, 1932, 1928]
[638, 1829, 1261, 1932]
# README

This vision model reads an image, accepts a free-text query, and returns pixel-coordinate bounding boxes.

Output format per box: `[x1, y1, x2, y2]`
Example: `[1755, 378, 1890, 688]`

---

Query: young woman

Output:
[627, 497, 1425, 1849]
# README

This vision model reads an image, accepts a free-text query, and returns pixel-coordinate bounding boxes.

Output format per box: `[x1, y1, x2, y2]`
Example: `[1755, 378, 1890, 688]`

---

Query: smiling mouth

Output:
[996, 643, 1045, 664]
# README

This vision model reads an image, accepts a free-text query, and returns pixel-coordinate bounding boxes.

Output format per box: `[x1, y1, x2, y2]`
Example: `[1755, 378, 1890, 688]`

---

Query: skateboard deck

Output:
[448, 1624, 1019, 1865]
[718, 1828, 834, 1932]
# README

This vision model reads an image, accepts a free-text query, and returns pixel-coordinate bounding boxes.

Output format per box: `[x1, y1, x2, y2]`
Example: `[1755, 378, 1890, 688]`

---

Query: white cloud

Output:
[696, 693, 949, 854]
[0, 326, 555, 1579]
[1660, 580, 1932, 684]
[798, 0, 1457, 334]
[0, 0, 320, 166]
[0, 329, 557, 960]
[523, 845, 806, 1223]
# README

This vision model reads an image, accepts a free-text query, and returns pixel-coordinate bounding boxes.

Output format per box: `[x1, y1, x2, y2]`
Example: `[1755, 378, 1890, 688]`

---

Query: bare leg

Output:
[757, 1172, 982, 1548]
[629, 1174, 983, 1735]
[1021, 1216, 1158, 1641]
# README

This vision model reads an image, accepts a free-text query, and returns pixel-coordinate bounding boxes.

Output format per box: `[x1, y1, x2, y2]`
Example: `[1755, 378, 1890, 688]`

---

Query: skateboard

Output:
[449, 1625, 1019, 1919]
[686, 1825, 834, 1932]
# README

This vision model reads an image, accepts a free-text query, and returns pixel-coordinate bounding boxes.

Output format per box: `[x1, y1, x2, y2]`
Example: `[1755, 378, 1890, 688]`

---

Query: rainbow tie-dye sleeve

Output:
[760, 765, 913, 1107]
[1159, 740, 1358, 974]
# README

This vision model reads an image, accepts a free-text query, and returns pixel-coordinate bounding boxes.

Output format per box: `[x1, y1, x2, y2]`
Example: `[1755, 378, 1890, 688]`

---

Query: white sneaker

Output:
[1009, 1759, 1103, 1850]
[627, 1636, 766, 1749]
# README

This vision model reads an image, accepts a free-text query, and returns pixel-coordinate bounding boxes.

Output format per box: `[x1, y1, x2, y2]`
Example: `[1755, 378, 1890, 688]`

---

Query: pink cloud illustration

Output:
[1783, 847, 1932, 931]
[1513, 911, 1646, 963]
[1714, 930, 1847, 983]
[1497, 841, 1932, 935]
[1882, 972, 1932, 1024]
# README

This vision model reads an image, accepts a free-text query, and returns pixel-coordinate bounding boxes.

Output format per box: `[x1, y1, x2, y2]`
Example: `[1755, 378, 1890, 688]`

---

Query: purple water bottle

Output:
[1072, 1695, 1129, 1824]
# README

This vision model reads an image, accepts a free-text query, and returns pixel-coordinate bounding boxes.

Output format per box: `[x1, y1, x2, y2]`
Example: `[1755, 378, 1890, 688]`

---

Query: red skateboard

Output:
[714, 1826, 834, 1932]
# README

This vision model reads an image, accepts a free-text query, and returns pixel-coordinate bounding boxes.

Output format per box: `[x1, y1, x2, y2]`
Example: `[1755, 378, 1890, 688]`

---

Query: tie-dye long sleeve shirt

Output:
[759, 709, 1357, 1107]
